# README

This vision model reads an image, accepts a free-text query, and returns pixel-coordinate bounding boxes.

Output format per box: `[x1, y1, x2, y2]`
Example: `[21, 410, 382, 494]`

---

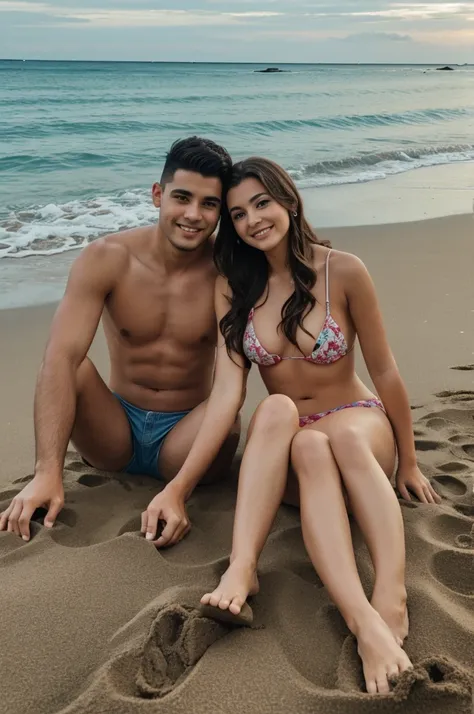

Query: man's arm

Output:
[0, 239, 125, 540]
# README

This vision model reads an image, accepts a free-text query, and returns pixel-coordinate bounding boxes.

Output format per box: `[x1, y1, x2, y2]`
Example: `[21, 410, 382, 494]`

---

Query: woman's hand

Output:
[141, 483, 190, 548]
[396, 464, 441, 504]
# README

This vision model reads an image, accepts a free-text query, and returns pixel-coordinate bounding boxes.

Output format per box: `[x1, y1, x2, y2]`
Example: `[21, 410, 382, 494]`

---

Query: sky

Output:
[0, 1, 473, 63]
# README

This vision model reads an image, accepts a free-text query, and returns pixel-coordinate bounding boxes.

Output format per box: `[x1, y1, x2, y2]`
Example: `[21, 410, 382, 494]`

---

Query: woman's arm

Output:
[170, 276, 247, 498]
[142, 276, 248, 546]
[344, 254, 440, 504]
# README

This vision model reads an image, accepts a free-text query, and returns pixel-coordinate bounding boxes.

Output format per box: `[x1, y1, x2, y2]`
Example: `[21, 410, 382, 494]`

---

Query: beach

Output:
[1, 205, 473, 713]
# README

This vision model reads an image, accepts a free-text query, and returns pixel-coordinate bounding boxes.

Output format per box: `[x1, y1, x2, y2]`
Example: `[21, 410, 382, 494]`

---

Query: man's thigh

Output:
[158, 399, 241, 484]
[70, 358, 133, 472]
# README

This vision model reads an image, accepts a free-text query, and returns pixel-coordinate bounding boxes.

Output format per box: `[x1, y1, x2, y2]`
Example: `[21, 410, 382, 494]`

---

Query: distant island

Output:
[255, 67, 285, 73]
[436, 66, 454, 71]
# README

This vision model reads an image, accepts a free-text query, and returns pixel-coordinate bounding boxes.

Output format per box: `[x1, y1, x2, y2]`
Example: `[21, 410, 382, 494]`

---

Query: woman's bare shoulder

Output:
[310, 243, 365, 273]
[327, 248, 367, 278]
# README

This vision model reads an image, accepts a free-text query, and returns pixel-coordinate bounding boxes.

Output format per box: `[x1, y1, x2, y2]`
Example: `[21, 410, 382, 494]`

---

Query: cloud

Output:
[0, 2, 284, 26]
[341, 30, 413, 41]
[1, 0, 474, 60]
[303, 3, 474, 20]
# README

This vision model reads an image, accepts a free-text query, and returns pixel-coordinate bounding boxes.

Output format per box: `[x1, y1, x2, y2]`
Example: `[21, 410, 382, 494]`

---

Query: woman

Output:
[172, 157, 440, 695]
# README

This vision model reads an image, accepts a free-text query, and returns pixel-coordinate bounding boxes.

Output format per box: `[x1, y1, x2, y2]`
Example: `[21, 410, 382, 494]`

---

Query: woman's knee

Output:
[329, 422, 389, 472]
[290, 429, 331, 474]
[251, 394, 299, 435]
[330, 423, 365, 455]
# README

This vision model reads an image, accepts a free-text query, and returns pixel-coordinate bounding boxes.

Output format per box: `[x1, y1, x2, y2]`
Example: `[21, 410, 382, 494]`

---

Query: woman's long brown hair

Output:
[214, 157, 331, 364]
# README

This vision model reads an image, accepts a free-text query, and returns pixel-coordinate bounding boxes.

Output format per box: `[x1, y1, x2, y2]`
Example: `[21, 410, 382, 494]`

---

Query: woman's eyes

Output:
[232, 199, 270, 221]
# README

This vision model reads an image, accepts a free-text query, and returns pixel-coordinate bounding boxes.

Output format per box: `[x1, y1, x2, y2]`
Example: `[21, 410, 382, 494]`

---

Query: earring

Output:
[293, 211, 298, 217]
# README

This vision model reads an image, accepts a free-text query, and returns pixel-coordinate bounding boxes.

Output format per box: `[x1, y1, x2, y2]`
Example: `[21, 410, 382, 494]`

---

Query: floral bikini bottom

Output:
[298, 398, 385, 428]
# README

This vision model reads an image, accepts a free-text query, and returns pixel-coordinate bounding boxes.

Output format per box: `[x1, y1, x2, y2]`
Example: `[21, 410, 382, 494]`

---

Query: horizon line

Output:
[0, 59, 471, 66]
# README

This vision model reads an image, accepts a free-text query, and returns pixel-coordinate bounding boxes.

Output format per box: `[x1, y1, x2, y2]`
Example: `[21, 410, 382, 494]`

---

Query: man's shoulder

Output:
[75, 225, 154, 268]
[68, 231, 137, 287]
[99, 225, 154, 253]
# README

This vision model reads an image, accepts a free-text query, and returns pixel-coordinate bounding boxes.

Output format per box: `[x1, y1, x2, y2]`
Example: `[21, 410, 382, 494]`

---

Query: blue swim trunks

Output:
[114, 393, 191, 478]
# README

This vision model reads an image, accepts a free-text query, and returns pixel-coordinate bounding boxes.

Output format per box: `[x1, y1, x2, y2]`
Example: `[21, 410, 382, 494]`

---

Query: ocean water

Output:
[1, 60, 473, 258]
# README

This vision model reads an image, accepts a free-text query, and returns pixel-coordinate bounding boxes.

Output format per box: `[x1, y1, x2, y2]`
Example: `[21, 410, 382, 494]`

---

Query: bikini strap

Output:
[325, 249, 332, 315]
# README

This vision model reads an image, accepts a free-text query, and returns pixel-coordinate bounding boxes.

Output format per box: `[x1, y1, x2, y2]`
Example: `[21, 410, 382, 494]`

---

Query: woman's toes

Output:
[229, 597, 243, 615]
[376, 674, 390, 695]
[366, 679, 377, 695]
[218, 597, 231, 610]
[209, 593, 222, 608]
[200, 593, 212, 605]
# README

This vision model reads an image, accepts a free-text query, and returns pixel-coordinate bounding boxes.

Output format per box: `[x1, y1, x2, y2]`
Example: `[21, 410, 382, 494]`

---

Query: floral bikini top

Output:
[243, 250, 349, 366]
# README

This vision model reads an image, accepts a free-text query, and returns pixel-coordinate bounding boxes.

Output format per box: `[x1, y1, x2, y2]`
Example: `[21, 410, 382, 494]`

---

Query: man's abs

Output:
[109, 361, 214, 412]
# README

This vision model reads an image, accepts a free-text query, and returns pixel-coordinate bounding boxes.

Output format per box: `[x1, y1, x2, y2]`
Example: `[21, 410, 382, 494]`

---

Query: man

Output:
[0, 136, 241, 547]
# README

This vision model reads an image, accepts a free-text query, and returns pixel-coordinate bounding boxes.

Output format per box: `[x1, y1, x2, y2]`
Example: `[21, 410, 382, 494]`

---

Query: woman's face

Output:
[227, 177, 291, 252]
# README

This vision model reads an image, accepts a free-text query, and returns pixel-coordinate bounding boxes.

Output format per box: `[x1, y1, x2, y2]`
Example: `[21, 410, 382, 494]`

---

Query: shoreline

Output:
[1, 160, 473, 309]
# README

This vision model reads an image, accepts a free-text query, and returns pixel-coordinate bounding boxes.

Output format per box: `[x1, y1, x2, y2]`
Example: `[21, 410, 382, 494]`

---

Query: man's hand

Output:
[141, 483, 190, 548]
[0, 474, 64, 541]
[396, 464, 441, 504]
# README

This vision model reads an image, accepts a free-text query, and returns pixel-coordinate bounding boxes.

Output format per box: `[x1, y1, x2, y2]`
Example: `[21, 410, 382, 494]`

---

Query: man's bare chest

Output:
[105, 270, 216, 348]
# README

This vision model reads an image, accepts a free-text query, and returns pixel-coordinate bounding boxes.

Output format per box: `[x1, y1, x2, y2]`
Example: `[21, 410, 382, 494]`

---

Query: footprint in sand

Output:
[12, 474, 34, 485]
[449, 434, 472, 445]
[117, 515, 142, 536]
[68, 460, 94, 473]
[77, 474, 109, 488]
[290, 560, 325, 588]
[425, 418, 452, 430]
[415, 439, 444, 452]
[0, 489, 20, 504]
[31, 506, 78, 528]
[438, 462, 470, 474]
[135, 604, 235, 698]
[432, 475, 468, 497]
[430, 550, 474, 596]
[399, 500, 420, 509]
[454, 503, 474, 518]
[461, 444, 474, 460]
[435, 390, 474, 400]
[427, 514, 474, 550]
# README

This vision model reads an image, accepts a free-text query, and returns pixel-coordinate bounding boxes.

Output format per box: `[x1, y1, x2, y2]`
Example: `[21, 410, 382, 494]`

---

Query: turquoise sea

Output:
[1, 60, 473, 258]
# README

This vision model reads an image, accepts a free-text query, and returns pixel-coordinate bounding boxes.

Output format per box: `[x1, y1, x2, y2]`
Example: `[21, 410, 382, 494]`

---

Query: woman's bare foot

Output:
[371, 587, 409, 646]
[353, 610, 413, 695]
[200, 559, 259, 615]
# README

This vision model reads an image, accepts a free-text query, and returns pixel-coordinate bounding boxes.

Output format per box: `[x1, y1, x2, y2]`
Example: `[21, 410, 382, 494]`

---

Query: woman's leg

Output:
[200, 394, 299, 615]
[316, 407, 408, 646]
[291, 426, 411, 695]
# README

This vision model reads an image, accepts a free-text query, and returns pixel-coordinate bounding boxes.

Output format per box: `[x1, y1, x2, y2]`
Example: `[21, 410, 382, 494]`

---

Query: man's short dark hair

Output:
[160, 136, 232, 187]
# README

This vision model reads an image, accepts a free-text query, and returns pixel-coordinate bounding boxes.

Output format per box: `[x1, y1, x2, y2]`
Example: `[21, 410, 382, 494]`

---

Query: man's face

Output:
[153, 169, 222, 252]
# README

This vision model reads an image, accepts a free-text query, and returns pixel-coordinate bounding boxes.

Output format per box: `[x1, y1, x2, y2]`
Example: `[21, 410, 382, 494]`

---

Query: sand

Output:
[1, 214, 473, 713]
